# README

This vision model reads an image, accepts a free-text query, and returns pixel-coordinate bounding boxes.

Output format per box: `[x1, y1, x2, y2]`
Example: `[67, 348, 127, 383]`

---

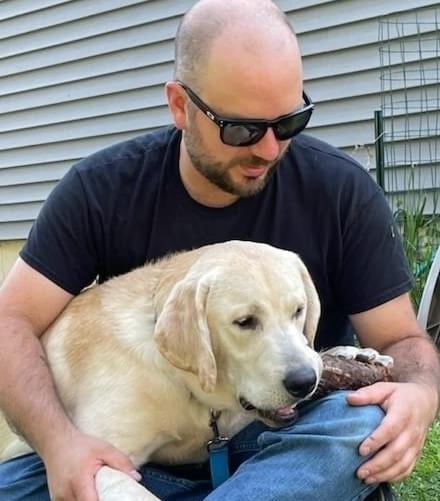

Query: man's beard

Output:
[183, 123, 285, 198]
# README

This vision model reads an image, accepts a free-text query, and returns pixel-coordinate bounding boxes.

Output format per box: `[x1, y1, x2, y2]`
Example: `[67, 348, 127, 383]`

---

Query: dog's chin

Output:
[239, 397, 298, 428]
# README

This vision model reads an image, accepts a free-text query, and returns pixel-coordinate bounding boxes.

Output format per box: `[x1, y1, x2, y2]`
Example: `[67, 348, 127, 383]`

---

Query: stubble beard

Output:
[183, 125, 283, 198]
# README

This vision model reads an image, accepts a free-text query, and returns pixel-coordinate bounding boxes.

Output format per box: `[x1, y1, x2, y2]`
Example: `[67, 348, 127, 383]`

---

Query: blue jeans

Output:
[0, 391, 382, 500]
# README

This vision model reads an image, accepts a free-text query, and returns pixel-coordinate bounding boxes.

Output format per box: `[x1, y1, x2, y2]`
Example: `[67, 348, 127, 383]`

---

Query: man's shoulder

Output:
[284, 133, 377, 189]
[292, 134, 365, 170]
[75, 126, 180, 175]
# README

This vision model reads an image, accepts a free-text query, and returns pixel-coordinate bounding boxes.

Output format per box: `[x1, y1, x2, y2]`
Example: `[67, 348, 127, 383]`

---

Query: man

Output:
[0, 0, 438, 500]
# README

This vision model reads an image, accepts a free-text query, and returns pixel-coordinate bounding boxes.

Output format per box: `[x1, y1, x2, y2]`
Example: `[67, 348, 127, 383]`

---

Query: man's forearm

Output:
[0, 316, 74, 458]
[385, 334, 440, 415]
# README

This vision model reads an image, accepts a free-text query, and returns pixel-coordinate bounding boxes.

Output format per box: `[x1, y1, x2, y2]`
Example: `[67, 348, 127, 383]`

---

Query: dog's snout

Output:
[283, 366, 317, 398]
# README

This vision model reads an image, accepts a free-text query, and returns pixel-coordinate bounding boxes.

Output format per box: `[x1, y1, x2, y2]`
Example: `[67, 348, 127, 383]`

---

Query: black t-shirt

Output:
[20, 126, 412, 350]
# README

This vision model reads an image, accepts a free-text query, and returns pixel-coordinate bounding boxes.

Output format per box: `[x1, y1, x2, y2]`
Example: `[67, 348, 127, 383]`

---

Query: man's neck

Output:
[178, 146, 239, 208]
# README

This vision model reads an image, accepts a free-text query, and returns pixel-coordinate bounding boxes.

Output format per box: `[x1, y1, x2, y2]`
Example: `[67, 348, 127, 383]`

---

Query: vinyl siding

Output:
[1, 0, 438, 239]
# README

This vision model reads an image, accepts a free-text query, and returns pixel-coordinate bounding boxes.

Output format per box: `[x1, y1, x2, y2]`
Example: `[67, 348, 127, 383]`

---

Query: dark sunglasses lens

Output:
[221, 123, 266, 146]
[274, 109, 313, 140]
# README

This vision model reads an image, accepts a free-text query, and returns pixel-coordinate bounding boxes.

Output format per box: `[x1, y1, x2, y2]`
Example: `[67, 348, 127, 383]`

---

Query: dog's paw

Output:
[314, 347, 394, 398]
[95, 466, 161, 501]
[324, 346, 394, 369]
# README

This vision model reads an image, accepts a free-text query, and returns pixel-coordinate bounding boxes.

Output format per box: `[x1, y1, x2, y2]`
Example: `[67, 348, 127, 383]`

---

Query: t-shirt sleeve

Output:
[336, 188, 413, 314]
[20, 166, 100, 295]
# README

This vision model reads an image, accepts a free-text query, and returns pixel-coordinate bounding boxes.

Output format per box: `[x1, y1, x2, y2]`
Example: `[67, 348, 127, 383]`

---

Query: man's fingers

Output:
[98, 445, 141, 481]
[346, 382, 395, 407]
[357, 438, 420, 484]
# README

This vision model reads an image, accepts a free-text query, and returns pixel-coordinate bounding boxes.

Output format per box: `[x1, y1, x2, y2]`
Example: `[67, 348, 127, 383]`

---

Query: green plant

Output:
[394, 196, 440, 311]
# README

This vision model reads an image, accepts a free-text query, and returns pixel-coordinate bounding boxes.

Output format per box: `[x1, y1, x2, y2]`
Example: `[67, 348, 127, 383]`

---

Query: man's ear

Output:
[165, 81, 188, 130]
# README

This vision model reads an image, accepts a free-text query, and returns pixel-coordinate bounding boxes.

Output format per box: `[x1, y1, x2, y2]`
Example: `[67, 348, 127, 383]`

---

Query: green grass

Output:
[395, 419, 440, 500]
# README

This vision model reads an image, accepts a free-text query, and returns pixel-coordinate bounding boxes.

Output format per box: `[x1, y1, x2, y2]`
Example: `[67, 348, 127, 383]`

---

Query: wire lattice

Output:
[378, 11, 439, 215]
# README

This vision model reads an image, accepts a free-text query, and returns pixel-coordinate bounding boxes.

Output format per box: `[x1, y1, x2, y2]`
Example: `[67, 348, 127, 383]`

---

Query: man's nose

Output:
[248, 127, 281, 161]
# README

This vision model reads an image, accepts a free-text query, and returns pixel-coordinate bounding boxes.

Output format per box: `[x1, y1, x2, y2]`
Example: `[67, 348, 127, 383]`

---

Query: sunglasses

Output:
[177, 81, 314, 147]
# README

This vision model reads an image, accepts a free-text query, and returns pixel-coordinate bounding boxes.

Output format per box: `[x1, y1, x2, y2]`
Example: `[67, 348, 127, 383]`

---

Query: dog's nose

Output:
[283, 367, 317, 398]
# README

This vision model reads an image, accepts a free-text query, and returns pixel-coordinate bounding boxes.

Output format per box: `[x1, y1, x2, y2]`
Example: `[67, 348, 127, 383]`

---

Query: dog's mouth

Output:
[239, 396, 298, 427]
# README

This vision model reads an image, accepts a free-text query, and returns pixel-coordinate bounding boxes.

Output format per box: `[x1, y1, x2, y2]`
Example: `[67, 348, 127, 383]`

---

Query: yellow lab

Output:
[0, 241, 326, 500]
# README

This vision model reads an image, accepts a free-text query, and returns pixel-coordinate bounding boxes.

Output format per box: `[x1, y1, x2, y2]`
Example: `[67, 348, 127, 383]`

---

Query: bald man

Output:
[0, 1, 438, 500]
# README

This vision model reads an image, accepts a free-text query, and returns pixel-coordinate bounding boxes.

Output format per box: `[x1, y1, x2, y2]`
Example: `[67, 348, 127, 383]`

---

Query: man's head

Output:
[166, 0, 310, 204]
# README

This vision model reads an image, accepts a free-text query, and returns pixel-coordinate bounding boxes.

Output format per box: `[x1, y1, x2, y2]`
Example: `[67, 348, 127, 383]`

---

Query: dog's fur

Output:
[0, 241, 341, 500]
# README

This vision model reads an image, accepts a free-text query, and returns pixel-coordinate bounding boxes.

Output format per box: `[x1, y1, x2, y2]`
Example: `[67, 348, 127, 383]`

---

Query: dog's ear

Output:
[298, 259, 321, 346]
[154, 275, 217, 392]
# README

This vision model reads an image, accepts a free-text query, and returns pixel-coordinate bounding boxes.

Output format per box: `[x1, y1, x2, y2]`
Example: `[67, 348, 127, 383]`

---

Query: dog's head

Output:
[154, 241, 322, 427]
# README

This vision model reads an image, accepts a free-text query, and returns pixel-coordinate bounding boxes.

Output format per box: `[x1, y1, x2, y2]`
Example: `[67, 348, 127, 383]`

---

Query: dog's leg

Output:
[324, 346, 393, 369]
[95, 466, 161, 501]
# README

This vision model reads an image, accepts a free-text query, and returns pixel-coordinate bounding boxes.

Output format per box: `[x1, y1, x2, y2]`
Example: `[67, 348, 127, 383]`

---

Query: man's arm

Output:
[0, 258, 74, 453]
[348, 292, 440, 484]
[0, 258, 139, 501]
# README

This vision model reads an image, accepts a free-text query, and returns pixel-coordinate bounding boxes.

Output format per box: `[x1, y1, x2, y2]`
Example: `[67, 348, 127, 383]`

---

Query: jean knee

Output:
[305, 390, 384, 434]
[350, 397, 385, 438]
[209, 392, 384, 501]
[328, 391, 385, 446]
[258, 391, 385, 459]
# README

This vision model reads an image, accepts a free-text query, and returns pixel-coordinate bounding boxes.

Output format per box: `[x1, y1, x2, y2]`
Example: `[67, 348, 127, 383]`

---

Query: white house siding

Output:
[0, 0, 438, 240]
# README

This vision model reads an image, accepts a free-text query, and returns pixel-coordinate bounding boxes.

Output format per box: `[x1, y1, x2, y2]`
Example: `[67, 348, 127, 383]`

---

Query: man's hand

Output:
[347, 381, 437, 484]
[43, 429, 141, 501]
[349, 293, 440, 484]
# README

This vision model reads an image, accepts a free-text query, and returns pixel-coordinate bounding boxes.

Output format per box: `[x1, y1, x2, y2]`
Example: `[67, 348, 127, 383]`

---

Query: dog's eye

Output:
[293, 306, 304, 319]
[234, 315, 259, 330]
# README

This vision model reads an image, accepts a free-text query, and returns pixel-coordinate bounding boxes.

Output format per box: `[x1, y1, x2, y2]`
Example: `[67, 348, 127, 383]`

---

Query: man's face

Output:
[176, 23, 304, 200]
[183, 106, 290, 198]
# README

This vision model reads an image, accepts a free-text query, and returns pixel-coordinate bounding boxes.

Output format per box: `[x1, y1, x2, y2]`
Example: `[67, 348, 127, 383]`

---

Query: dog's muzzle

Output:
[239, 366, 319, 428]
[239, 396, 298, 426]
